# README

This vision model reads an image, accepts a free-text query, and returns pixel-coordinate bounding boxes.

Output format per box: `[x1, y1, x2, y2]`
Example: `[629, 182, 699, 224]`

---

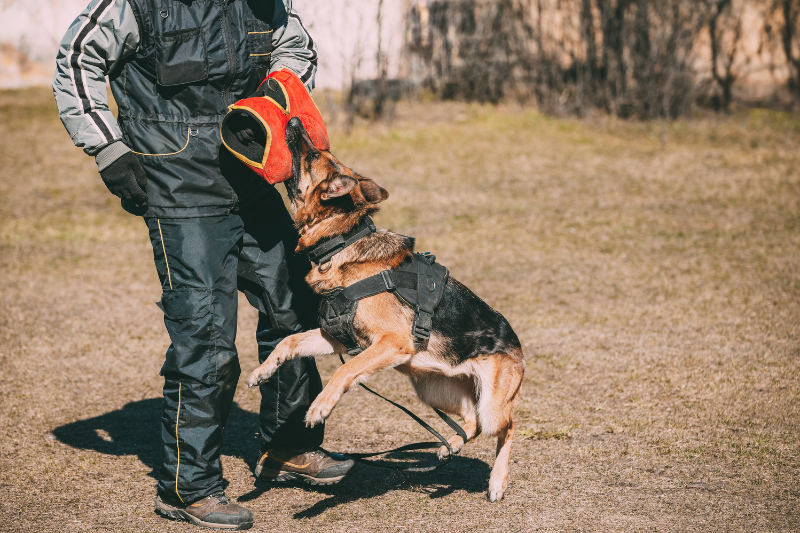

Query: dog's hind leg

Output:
[438, 413, 479, 460]
[408, 375, 480, 459]
[488, 420, 515, 502]
[475, 352, 524, 501]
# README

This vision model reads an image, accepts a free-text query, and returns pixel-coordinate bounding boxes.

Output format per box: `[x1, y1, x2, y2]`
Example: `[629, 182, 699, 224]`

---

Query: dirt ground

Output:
[1, 88, 798, 532]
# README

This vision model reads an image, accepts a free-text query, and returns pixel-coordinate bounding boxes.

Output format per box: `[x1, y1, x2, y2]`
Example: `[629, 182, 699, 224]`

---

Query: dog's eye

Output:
[305, 152, 319, 165]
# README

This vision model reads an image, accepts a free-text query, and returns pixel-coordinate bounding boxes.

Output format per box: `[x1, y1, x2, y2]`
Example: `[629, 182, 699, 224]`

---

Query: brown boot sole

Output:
[155, 497, 253, 531]
[255, 464, 355, 486]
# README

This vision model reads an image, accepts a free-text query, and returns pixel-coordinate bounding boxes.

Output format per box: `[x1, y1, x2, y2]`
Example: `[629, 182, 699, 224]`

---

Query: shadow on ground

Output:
[52, 398, 261, 479]
[237, 451, 490, 519]
[52, 398, 491, 518]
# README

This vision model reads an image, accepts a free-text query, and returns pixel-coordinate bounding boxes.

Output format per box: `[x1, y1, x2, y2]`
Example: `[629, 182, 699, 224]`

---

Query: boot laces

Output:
[211, 492, 230, 505]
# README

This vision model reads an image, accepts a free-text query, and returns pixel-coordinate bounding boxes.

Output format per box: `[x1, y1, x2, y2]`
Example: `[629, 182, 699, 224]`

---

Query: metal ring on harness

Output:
[318, 260, 332, 272]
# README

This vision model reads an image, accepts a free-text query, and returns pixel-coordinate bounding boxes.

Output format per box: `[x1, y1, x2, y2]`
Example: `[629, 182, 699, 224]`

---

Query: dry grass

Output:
[1, 88, 798, 532]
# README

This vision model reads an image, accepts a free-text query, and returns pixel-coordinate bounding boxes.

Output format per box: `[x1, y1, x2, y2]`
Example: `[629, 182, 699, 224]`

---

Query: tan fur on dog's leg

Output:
[488, 420, 514, 502]
[408, 374, 480, 459]
[438, 415, 479, 460]
[247, 329, 345, 387]
[485, 353, 523, 501]
[304, 335, 413, 427]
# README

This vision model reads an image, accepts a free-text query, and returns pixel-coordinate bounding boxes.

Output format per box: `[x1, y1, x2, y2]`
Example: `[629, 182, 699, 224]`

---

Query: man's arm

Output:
[270, 1, 318, 94]
[53, 0, 140, 170]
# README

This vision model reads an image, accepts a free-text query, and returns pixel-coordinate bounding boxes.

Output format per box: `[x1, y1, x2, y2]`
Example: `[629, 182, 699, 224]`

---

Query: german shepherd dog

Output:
[248, 118, 525, 501]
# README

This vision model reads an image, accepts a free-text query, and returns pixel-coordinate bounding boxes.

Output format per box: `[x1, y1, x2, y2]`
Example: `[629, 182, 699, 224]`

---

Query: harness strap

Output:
[303, 216, 377, 265]
[319, 253, 448, 358]
[412, 253, 438, 344]
[340, 268, 417, 301]
[338, 353, 468, 472]
[324, 268, 418, 356]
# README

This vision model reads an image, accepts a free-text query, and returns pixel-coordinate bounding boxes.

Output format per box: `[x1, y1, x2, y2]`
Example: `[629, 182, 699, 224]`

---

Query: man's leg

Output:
[236, 189, 323, 453]
[146, 216, 252, 528]
[253, 314, 325, 453]
[237, 190, 355, 483]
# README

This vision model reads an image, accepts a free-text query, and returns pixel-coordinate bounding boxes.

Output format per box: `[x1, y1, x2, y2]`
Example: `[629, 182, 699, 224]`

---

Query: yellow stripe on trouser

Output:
[157, 219, 173, 289]
[175, 382, 185, 503]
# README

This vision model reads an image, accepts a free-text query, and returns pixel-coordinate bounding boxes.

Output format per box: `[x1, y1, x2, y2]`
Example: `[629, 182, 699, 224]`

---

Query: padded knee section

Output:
[158, 287, 238, 385]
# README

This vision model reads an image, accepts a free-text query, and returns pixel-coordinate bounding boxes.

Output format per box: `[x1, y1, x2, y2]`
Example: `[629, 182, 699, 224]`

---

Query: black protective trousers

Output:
[145, 188, 324, 505]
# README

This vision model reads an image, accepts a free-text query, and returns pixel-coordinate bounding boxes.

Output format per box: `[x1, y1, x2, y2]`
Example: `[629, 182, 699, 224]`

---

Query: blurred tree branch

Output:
[405, 0, 798, 116]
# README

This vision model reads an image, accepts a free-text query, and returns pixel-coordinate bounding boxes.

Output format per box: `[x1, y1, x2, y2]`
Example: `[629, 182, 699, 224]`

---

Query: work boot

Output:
[255, 447, 356, 485]
[155, 492, 253, 530]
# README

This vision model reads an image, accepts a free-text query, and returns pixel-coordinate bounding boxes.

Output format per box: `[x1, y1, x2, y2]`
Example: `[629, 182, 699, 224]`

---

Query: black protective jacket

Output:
[54, 0, 318, 217]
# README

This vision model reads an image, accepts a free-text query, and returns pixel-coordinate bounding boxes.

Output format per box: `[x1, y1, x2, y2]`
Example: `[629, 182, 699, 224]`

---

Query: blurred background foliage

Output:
[400, 0, 800, 118]
[1, 0, 799, 122]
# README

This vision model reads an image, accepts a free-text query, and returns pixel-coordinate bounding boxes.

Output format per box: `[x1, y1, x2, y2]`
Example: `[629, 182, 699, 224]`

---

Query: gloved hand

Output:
[100, 151, 148, 206]
[235, 127, 256, 145]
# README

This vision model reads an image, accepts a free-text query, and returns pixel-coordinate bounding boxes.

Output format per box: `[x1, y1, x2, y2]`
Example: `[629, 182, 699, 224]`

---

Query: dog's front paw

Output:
[247, 363, 277, 388]
[304, 397, 335, 427]
[303, 407, 326, 428]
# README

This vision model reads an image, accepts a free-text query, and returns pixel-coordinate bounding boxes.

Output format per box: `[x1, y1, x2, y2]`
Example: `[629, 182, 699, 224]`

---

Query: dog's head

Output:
[284, 117, 388, 226]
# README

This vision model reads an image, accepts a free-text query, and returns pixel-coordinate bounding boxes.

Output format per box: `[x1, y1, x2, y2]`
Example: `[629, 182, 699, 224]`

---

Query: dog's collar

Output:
[302, 216, 377, 266]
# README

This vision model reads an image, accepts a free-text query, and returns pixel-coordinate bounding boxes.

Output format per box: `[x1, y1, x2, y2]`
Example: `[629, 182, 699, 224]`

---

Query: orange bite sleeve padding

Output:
[220, 69, 330, 184]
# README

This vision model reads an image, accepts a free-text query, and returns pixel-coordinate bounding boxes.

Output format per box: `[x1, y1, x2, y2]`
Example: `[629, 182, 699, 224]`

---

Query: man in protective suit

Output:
[54, 1, 355, 529]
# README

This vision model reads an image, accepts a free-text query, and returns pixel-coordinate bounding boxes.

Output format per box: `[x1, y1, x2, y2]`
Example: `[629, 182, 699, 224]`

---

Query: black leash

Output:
[338, 354, 468, 472]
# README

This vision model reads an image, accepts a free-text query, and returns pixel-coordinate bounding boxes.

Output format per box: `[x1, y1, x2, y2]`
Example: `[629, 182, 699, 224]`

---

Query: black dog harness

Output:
[304, 216, 450, 354]
[319, 252, 449, 355]
[302, 218, 466, 471]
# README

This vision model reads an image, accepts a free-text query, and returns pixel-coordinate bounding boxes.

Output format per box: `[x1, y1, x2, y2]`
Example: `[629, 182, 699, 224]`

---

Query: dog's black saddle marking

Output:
[319, 252, 449, 355]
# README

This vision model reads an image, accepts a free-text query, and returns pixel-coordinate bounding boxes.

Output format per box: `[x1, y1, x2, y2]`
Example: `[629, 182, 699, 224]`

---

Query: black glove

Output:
[234, 127, 256, 145]
[100, 152, 148, 206]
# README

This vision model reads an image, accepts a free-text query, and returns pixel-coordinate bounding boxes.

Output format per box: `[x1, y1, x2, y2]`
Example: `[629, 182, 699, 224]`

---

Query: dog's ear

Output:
[321, 175, 358, 200]
[358, 178, 389, 204]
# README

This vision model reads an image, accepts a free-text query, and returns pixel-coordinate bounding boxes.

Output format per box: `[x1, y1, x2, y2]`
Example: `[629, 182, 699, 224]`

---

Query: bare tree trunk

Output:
[780, 0, 800, 101]
[374, 0, 389, 119]
[709, 0, 742, 111]
[580, 0, 598, 113]
[599, 0, 632, 115]
[633, 0, 652, 115]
